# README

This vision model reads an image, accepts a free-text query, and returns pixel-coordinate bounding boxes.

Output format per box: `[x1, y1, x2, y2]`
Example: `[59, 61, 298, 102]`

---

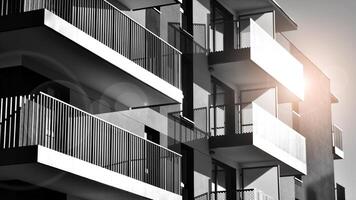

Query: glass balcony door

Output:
[210, 77, 235, 136]
[209, 0, 234, 52]
[211, 160, 236, 200]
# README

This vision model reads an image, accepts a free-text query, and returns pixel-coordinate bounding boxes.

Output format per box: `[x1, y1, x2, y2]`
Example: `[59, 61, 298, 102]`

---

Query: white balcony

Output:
[209, 19, 304, 101]
[0, 92, 181, 200]
[209, 102, 307, 175]
[332, 124, 344, 160]
[0, 2, 183, 108]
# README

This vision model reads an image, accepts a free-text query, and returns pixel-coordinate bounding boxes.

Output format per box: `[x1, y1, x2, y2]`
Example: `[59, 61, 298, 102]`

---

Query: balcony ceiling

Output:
[211, 59, 275, 88]
[211, 58, 301, 102]
[219, 0, 297, 32]
[106, 0, 181, 10]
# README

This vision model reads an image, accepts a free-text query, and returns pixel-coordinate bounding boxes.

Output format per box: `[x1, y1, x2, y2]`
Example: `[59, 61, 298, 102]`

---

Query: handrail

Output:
[209, 102, 252, 108]
[0, 92, 181, 194]
[39, 92, 181, 157]
[104, 0, 181, 54]
[168, 22, 208, 54]
[209, 189, 272, 200]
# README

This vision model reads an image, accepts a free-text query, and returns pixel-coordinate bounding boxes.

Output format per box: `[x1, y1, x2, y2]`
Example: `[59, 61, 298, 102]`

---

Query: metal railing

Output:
[168, 22, 208, 54]
[0, 0, 181, 88]
[209, 18, 251, 52]
[0, 92, 181, 194]
[209, 102, 253, 137]
[332, 124, 343, 150]
[195, 192, 209, 200]
[207, 189, 273, 200]
[169, 107, 209, 144]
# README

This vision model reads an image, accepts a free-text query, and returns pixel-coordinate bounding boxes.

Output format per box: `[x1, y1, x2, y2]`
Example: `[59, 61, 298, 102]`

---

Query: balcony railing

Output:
[168, 22, 208, 54]
[169, 107, 209, 144]
[195, 189, 273, 200]
[0, 0, 181, 88]
[332, 124, 343, 151]
[209, 102, 253, 137]
[0, 92, 181, 194]
[209, 102, 306, 164]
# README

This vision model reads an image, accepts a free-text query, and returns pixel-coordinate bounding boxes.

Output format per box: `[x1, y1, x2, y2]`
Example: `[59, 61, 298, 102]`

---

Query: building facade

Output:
[0, 0, 344, 200]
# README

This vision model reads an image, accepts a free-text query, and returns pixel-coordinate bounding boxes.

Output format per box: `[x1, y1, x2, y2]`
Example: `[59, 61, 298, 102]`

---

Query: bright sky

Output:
[275, 0, 356, 198]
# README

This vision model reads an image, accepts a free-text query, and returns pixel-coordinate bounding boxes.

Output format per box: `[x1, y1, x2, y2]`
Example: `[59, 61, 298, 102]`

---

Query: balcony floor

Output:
[0, 146, 181, 200]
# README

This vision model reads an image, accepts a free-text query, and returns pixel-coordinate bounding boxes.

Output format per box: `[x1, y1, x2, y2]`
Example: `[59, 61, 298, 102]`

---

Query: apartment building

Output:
[0, 0, 343, 200]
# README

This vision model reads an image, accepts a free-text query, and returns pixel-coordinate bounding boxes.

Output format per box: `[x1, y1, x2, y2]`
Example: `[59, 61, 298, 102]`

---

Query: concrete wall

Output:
[242, 166, 279, 200]
[240, 12, 275, 48]
[280, 176, 296, 200]
[193, 0, 210, 47]
[240, 87, 277, 117]
[123, 5, 181, 43]
[122, 10, 146, 26]
[291, 42, 335, 200]
[161, 4, 181, 42]
[194, 150, 212, 197]
[278, 103, 293, 127]
[96, 108, 171, 148]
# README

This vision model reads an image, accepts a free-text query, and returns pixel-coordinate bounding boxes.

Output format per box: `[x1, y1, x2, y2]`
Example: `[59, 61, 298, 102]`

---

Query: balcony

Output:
[332, 124, 344, 159]
[195, 189, 274, 200]
[209, 102, 307, 175]
[0, 92, 181, 200]
[209, 19, 304, 100]
[0, 0, 182, 107]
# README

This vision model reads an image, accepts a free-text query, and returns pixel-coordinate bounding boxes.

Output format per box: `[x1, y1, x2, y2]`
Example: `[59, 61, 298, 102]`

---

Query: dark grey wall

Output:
[293, 46, 335, 200]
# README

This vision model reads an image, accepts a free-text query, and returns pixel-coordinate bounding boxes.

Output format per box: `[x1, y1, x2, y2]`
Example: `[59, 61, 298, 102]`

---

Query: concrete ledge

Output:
[0, 146, 182, 200]
[333, 146, 344, 160]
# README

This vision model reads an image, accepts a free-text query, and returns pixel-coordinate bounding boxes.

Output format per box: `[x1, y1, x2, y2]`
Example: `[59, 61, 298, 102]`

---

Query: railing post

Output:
[91, 117, 95, 163]
[127, 133, 131, 176]
[129, 21, 132, 60]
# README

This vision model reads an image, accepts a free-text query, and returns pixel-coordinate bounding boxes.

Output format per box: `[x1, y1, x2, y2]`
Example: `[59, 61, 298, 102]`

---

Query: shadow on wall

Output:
[303, 173, 336, 200]
[306, 187, 317, 200]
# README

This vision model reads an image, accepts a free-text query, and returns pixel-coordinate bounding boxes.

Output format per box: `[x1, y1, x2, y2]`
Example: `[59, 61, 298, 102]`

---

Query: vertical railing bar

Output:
[0, 97, 3, 148]
[8, 96, 13, 148]
[12, 96, 18, 148]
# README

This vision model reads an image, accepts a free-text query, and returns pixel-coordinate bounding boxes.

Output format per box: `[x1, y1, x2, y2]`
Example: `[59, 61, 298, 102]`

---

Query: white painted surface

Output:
[334, 146, 344, 159]
[280, 176, 296, 200]
[37, 146, 182, 200]
[278, 103, 293, 127]
[252, 103, 307, 174]
[243, 166, 279, 200]
[250, 19, 304, 100]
